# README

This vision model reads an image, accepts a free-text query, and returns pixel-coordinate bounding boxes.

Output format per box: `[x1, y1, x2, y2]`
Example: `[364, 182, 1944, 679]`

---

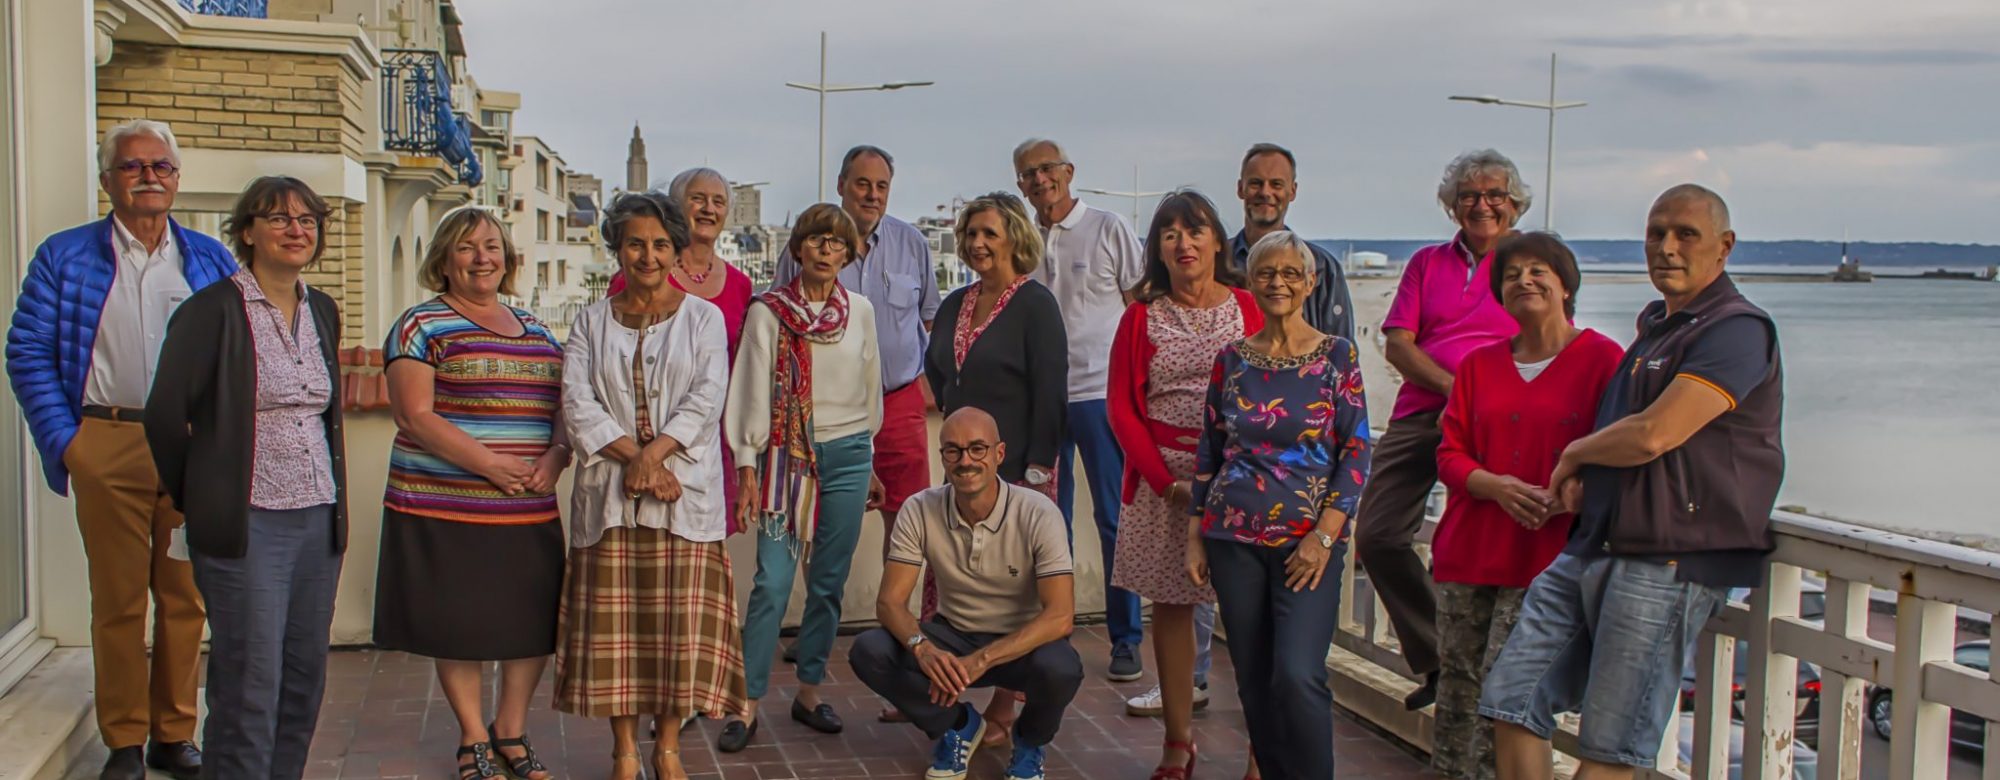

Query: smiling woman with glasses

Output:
[1184, 230, 1373, 780]
[144, 175, 347, 780]
[1355, 149, 1530, 715]
[722, 202, 884, 754]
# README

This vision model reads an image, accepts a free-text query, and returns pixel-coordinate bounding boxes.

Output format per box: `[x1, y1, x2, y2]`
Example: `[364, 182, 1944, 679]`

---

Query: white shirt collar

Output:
[110, 215, 178, 267]
[1053, 198, 1090, 231]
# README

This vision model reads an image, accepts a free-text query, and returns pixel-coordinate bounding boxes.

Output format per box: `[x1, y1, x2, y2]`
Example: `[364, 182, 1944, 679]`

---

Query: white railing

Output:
[1332, 499, 1996, 780]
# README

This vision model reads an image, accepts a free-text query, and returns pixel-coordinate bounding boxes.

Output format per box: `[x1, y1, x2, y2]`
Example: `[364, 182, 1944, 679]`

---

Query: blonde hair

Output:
[419, 206, 520, 296]
[954, 192, 1043, 276]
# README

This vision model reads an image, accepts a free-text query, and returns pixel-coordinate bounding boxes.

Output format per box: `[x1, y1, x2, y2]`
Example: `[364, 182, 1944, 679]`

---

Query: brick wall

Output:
[96, 42, 365, 156]
[96, 42, 373, 346]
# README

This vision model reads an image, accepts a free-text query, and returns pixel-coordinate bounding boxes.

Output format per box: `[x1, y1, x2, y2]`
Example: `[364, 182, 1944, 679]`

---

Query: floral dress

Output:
[1110, 298, 1244, 606]
[1192, 337, 1371, 547]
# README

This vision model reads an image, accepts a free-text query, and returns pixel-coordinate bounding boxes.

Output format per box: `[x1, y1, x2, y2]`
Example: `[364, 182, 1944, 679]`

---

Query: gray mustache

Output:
[130, 185, 168, 194]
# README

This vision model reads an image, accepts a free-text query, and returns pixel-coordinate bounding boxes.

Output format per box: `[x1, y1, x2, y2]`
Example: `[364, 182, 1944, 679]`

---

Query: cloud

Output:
[1747, 48, 2000, 66]
[1555, 33, 1759, 50]
[1613, 65, 1728, 97]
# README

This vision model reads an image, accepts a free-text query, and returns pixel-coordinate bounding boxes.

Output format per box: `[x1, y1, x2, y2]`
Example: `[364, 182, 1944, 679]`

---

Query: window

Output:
[535, 153, 549, 191]
[480, 109, 510, 134]
[1957, 644, 1990, 673]
[536, 209, 550, 242]
[0, 3, 31, 666]
[558, 260, 567, 286]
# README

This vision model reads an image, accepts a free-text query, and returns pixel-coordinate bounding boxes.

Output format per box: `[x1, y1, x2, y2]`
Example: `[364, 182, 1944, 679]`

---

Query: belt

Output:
[81, 405, 145, 423]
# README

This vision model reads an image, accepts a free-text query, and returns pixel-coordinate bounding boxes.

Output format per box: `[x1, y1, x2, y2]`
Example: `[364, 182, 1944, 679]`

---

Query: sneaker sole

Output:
[1124, 697, 1209, 717]
[1106, 669, 1144, 682]
[923, 719, 986, 780]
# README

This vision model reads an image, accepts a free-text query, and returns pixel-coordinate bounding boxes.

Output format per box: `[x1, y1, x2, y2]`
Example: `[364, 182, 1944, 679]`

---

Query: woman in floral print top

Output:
[1186, 231, 1371, 780]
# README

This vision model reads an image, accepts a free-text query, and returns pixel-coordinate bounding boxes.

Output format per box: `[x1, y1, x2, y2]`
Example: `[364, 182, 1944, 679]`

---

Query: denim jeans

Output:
[1205, 537, 1346, 780]
[1056, 399, 1143, 647]
[741, 432, 874, 699]
[1477, 553, 1727, 769]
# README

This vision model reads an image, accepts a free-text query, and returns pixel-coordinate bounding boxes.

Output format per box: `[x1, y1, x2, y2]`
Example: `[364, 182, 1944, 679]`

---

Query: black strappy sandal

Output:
[456, 742, 503, 780]
[487, 722, 550, 779]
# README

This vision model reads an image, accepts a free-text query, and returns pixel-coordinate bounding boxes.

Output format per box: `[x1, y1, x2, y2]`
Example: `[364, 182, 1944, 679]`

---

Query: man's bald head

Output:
[1644, 183, 1736, 308]
[1652, 183, 1731, 233]
[941, 407, 1000, 443]
[939, 407, 1006, 498]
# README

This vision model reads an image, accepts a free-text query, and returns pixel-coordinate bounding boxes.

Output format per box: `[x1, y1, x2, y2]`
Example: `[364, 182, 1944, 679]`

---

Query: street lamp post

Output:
[1080, 165, 1169, 228]
[785, 31, 934, 201]
[1449, 52, 1587, 231]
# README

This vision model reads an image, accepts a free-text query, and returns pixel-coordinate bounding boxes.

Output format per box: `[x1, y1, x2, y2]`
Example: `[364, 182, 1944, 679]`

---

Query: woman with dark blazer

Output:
[924, 192, 1068, 495]
[145, 175, 347, 780]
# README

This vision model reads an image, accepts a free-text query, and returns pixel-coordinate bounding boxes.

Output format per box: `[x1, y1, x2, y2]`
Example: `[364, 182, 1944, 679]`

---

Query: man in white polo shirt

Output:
[851, 408, 1082, 780]
[1011, 137, 1147, 683]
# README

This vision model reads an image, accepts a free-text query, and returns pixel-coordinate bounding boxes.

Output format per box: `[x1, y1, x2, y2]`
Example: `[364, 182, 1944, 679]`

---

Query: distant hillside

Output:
[1312, 239, 2000, 269]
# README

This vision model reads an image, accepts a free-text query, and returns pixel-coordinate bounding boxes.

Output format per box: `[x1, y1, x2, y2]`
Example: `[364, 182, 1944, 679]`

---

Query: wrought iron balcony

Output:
[176, 0, 268, 17]
[380, 49, 483, 187]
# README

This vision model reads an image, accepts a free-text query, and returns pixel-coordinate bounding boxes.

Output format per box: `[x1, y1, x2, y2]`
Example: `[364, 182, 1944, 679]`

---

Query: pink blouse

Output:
[232, 270, 336, 510]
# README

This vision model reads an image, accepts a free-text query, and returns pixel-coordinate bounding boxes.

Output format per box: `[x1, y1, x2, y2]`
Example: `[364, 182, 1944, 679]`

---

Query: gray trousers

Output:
[189, 505, 342, 780]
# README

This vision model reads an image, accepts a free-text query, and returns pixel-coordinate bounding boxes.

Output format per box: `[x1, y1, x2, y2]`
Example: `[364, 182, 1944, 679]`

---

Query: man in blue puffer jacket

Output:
[4, 120, 235, 780]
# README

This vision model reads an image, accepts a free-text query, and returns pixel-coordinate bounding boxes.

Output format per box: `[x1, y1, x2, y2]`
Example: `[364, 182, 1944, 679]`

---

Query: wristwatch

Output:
[1312, 529, 1336, 549]
[1025, 466, 1052, 486]
[906, 633, 927, 650]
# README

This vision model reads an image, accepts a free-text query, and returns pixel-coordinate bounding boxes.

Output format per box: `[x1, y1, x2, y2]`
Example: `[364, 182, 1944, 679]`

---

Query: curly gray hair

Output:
[1436, 149, 1532, 218]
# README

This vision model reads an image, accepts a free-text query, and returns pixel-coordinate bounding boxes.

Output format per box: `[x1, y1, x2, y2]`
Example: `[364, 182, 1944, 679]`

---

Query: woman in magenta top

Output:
[612, 168, 755, 530]
[1355, 149, 1528, 709]
[1428, 232, 1623, 780]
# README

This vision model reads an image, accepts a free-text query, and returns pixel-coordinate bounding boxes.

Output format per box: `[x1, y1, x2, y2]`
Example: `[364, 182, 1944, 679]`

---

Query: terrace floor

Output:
[73, 626, 1438, 779]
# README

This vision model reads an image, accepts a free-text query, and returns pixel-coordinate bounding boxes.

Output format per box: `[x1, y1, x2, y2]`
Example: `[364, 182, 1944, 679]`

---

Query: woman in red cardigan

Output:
[1429, 232, 1623, 780]
[1107, 190, 1263, 780]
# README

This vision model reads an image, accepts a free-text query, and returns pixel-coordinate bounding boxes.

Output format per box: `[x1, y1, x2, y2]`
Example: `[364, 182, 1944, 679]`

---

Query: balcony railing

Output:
[380, 49, 483, 187]
[177, 0, 268, 16]
[1335, 491, 1995, 780]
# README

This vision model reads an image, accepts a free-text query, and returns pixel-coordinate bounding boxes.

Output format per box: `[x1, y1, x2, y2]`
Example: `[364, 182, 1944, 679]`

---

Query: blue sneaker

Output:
[1003, 741, 1046, 780]
[925, 704, 984, 780]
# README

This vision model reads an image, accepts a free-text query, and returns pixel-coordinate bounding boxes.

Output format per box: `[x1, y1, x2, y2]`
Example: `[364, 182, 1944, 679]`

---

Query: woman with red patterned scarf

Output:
[721, 203, 884, 752]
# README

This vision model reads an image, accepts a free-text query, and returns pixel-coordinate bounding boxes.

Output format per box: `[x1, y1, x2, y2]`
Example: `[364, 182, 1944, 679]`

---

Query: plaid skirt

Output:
[553, 527, 747, 718]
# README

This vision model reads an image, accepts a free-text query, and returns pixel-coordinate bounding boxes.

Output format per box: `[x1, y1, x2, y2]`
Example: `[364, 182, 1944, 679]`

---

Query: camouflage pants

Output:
[1431, 583, 1527, 780]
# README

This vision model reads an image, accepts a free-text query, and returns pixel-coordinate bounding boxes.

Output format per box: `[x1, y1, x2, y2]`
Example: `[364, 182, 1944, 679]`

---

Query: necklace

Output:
[678, 257, 714, 285]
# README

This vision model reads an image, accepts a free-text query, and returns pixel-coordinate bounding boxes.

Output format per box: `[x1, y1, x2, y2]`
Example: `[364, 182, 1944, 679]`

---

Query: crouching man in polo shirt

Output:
[850, 407, 1083, 780]
[1480, 184, 1784, 780]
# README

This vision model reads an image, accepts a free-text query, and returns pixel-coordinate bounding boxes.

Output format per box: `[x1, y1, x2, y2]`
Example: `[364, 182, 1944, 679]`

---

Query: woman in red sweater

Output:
[1429, 232, 1623, 780]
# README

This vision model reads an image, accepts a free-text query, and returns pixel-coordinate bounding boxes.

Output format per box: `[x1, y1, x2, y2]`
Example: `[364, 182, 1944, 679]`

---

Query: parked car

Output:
[1677, 712, 1819, 780]
[1866, 640, 1988, 752]
[1679, 637, 1823, 745]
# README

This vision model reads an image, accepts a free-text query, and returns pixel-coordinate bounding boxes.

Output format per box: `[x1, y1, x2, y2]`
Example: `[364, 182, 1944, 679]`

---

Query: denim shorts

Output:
[1476, 552, 1726, 768]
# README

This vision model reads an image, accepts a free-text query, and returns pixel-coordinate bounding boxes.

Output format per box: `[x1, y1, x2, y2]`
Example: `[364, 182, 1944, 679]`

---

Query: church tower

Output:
[625, 123, 648, 192]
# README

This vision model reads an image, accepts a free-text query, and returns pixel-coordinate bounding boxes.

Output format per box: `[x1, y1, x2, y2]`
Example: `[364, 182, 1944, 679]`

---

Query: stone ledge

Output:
[0, 647, 95, 780]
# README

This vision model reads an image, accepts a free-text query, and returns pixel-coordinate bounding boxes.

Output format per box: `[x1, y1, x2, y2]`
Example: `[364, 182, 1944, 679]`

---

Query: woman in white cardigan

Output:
[555, 192, 738, 780]
[718, 202, 883, 752]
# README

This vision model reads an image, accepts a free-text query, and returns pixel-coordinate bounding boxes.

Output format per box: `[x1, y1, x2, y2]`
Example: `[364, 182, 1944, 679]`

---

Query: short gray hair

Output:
[1246, 230, 1317, 278]
[668, 167, 729, 207]
[1012, 137, 1069, 167]
[98, 119, 182, 173]
[1436, 148, 1532, 217]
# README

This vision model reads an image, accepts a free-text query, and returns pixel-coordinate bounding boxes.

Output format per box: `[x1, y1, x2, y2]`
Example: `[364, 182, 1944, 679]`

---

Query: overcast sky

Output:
[458, 0, 1999, 243]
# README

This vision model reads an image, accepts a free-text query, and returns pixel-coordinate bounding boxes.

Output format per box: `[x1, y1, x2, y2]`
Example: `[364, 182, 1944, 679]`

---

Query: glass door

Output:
[0, 0, 31, 652]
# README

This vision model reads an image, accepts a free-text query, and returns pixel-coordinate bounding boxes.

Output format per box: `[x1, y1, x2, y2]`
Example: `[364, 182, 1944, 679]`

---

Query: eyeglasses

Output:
[803, 234, 850, 251]
[1015, 161, 1071, 183]
[112, 160, 179, 179]
[1455, 190, 1512, 207]
[938, 443, 993, 463]
[1252, 267, 1310, 285]
[260, 213, 322, 231]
